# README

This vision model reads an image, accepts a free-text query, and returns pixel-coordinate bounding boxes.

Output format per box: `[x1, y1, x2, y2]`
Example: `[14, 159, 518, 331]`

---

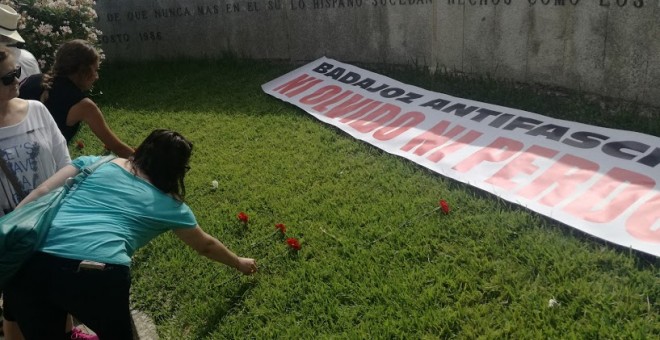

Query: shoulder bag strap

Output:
[66, 155, 117, 189]
[80, 155, 117, 175]
[0, 155, 27, 201]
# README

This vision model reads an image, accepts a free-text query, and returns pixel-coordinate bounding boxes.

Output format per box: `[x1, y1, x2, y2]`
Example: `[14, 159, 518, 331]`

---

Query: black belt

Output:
[33, 252, 127, 272]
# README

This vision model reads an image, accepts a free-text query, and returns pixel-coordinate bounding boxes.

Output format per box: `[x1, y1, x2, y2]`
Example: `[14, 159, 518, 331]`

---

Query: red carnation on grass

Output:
[275, 223, 287, 234]
[76, 140, 85, 150]
[286, 237, 301, 251]
[237, 212, 249, 224]
[439, 199, 450, 215]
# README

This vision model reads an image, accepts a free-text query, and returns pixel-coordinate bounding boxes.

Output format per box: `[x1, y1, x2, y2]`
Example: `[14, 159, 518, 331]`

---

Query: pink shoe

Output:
[71, 326, 99, 340]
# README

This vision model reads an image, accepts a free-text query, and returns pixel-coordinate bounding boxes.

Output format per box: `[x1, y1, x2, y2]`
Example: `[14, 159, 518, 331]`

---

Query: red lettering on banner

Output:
[400, 121, 465, 156]
[427, 131, 482, 163]
[273, 74, 324, 98]
[325, 94, 380, 119]
[626, 193, 660, 243]
[339, 102, 384, 124]
[452, 137, 523, 173]
[300, 85, 342, 105]
[373, 111, 425, 141]
[486, 145, 559, 191]
[299, 85, 357, 113]
[517, 154, 598, 207]
[312, 90, 354, 112]
[563, 168, 655, 223]
[349, 104, 401, 133]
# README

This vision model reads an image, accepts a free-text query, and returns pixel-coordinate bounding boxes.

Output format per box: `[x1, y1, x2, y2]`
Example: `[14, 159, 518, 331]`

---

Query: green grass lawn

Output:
[68, 58, 659, 338]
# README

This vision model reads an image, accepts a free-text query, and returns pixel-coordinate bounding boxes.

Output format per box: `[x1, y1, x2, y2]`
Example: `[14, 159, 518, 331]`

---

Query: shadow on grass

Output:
[193, 280, 257, 339]
[94, 57, 298, 116]
[94, 57, 660, 138]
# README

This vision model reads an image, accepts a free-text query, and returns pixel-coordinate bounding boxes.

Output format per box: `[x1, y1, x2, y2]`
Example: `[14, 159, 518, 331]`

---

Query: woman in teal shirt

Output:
[4, 129, 257, 339]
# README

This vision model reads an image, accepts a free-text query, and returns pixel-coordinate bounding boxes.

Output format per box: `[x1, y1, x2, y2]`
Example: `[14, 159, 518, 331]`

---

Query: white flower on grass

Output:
[211, 180, 219, 190]
[548, 298, 560, 308]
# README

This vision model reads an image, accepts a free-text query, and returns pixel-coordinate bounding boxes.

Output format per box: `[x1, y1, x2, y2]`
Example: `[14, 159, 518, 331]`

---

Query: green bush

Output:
[1, 0, 102, 72]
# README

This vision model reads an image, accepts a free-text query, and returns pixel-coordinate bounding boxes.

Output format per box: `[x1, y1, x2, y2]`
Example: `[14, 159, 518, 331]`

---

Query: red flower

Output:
[286, 237, 301, 251]
[439, 200, 450, 214]
[237, 212, 249, 224]
[76, 140, 85, 150]
[275, 223, 286, 234]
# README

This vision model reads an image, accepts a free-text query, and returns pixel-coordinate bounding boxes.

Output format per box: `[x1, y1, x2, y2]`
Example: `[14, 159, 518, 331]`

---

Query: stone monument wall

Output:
[95, 0, 660, 107]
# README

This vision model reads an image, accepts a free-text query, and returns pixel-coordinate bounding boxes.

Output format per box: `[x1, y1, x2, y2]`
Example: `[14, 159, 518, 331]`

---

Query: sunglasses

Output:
[1, 66, 21, 86]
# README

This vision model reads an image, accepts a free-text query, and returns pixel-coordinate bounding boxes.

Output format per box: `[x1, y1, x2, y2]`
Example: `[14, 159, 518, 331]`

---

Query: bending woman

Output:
[19, 39, 134, 157]
[4, 129, 257, 339]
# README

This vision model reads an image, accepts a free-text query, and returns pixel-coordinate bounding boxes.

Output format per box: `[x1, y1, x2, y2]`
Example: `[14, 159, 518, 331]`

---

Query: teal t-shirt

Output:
[40, 156, 197, 266]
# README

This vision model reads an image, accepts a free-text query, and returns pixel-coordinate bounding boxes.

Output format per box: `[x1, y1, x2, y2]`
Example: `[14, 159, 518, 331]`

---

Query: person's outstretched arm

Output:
[174, 226, 257, 275]
[68, 98, 135, 158]
[15, 165, 79, 209]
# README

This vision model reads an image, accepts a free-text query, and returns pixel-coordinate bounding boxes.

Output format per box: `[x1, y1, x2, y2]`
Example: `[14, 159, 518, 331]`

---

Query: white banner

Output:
[262, 57, 660, 257]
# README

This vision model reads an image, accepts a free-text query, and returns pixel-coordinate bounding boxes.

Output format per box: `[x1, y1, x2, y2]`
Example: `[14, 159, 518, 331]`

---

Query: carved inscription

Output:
[96, 0, 648, 46]
[446, 0, 644, 6]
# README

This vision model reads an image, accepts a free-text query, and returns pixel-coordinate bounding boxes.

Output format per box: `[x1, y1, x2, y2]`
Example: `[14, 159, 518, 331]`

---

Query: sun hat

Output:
[0, 4, 24, 43]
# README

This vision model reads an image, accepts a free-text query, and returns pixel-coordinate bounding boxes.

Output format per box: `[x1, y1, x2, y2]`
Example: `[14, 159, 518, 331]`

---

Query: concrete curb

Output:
[131, 309, 159, 340]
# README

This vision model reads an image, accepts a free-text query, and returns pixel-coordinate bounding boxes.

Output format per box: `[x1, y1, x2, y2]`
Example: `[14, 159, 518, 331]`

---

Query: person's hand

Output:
[235, 257, 257, 275]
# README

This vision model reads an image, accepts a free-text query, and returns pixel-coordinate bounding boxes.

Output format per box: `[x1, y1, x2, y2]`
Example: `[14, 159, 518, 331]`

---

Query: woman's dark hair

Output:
[130, 129, 193, 201]
[41, 39, 99, 92]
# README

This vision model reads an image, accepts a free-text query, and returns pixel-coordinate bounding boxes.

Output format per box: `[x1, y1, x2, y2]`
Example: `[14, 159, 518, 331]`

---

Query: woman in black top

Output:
[19, 39, 134, 158]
